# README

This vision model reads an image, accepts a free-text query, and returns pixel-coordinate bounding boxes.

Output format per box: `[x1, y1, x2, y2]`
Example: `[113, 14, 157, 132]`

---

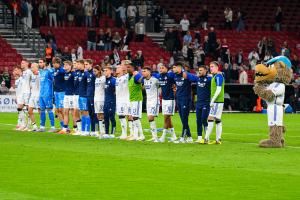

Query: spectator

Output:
[235, 49, 244, 66]
[182, 42, 188, 62]
[84, 1, 93, 27]
[132, 50, 144, 68]
[263, 51, 273, 62]
[20, 0, 28, 26]
[122, 29, 132, 51]
[71, 48, 77, 62]
[135, 19, 145, 42]
[275, 6, 282, 31]
[61, 46, 71, 61]
[45, 42, 54, 64]
[104, 28, 112, 51]
[93, 0, 101, 27]
[183, 31, 192, 45]
[96, 29, 105, 51]
[1, 67, 11, 88]
[203, 35, 209, 55]
[127, 1, 138, 29]
[221, 38, 229, 63]
[194, 30, 201, 43]
[49, 39, 57, 54]
[291, 54, 299, 74]
[0, 81, 9, 94]
[215, 38, 221, 58]
[57, 0, 66, 27]
[257, 37, 267, 59]
[112, 32, 122, 50]
[77, 43, 83, 59]
[164, 28, 174, 52]
[239, 66, 248, 84]
[32, 0, 39, 28]
[152, 5, 163, 32]
[180, 14, 190, 36]
[230, 63, 239, 83]
[109, 48, 121, 67]
[75, 1, 84, 26]
[194, 46, 205, 67]
[66, 0, 76, 26]
[248, 49, 259, 70]
[222, 63, 231, 83]
[208, 27, 217, 55]
[194, 38, 200, 49]
[224, 7, 233, 29]
[187, 43, 194, 69]
[266, 37, 277, 56]
[48, 0, 58, 27]
[281, 41, 291, 58]
[38, 0, 47, 26]
[201, 5, 208, 30]
[116, 3, 126, 28]
[25, 0, 33, 29]
[45, 30, 56, 43]
[138, 1, 148, 24]
[224, 92, 232, 111]
[236, 10, 245, 32]
[87, 27, 97, 51]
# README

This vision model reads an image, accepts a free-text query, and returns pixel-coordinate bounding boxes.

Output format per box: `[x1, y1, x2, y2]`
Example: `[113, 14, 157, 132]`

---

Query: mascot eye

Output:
[269, 64, 275, 68]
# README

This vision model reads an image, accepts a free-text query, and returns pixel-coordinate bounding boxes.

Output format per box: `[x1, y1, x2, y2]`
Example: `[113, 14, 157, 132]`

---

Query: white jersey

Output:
[266, 82, 285, 106]
[15, 77, 23, 99]
[94, 76, 106, 102]
[21, 68, 32, 94]
[144, 76, 159, 103]
[116, 73, 130, 103]
[30, 74, 40, 98]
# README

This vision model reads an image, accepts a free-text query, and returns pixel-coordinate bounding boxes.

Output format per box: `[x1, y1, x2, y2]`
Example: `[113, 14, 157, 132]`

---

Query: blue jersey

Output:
[186, 73, 211, 107]
[78, 70, 88, 97]
[104, 76, 116, 104]
[174, 72, 192, 101]
[53, 66, 65, 92]
[39, 68, 54, 98]
[154, 72, 176, 100]
[74, 70, 81, 95]
[86, 70, 96, 98]
[64, 71, 75, 95]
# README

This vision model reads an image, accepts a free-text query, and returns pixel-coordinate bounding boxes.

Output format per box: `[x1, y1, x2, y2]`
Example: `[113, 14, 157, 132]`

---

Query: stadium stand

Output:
[0, 37, 23, 73]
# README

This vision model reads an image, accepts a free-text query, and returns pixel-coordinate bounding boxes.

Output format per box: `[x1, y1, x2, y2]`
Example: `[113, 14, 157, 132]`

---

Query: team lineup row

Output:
[12, 57, 225, 144]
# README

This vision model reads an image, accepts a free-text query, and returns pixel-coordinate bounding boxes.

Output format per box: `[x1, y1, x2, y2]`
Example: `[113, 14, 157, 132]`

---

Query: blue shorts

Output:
[79, 97, 88, 111]
[39, 96, 53, 110]
[54, 92, 65, 108]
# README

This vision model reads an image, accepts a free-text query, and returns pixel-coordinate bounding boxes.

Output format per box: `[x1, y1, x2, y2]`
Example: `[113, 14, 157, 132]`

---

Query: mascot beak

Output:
[254, 63, 277, 83]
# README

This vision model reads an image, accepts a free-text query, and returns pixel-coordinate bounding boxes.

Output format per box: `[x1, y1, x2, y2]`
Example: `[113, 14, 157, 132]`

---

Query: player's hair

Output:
[104, 64, 112, 70]
[76, 59, 84, 64]
[174, 61, 184, 68]
[38, 58, 46, 63]
[142, 66, 152, 72]
[52, 57, 61, 64]
[198, 65, 208, 70]
[94, 65, 102, 71]
[84, 59, 93, 64]
[210, 61, 219, 67]
[63, 60, 73, 66]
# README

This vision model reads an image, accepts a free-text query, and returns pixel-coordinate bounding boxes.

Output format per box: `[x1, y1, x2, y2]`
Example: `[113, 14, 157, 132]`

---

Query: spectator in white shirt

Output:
[224, 7, 233, 29]
[116, 3, 126, 28]
[248, 49, 260, 70]
[180, 14, 190, 36]
[239, 66, 248, 84]
[127, 2, 137, 29]
[138, 1, 148, 23]
[76, 43, 83, 59]
[135, 19, 145, 42]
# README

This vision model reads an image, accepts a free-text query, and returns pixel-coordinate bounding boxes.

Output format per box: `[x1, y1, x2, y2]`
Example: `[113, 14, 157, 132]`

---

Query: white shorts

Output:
[209, 103, 224, 119]
[116, 101, 130, 116]
[147, 101, 160, 116]
[267, 104, 284, 126]
[162, 99, 175, 115]
[94, 101, 104, 114]
[63, 95, 74, 109]
[28, 96, 39, 108]
[129, 101, 142, 118]
[19, 93, 30, 105]
[73, 95, 79, 109]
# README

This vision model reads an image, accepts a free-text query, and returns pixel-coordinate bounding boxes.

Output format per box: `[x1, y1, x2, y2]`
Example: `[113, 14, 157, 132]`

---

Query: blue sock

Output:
[63, 125, 68, 129]
[60, 121, 64, 128]
[40, 110, 46, 126]
[86, 116, 91, 132]
[81, 116, 86, 132]
[48, 110, 55, 127]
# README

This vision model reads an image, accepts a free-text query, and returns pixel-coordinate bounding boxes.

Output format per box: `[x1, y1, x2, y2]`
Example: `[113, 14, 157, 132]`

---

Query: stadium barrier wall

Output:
[0, 95, 18, 112]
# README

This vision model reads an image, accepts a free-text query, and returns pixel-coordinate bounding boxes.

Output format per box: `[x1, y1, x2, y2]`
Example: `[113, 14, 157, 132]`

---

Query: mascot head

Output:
[255, 56, 292, 84]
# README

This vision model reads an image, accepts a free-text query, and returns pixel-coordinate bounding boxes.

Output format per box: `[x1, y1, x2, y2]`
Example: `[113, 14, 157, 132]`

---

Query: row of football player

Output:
[12, 58, 225, 144]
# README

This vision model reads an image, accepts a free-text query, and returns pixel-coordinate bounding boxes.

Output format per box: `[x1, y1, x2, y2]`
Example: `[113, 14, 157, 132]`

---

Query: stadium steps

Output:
[0, 2, 46, 62]
[146, 32, 165, 46]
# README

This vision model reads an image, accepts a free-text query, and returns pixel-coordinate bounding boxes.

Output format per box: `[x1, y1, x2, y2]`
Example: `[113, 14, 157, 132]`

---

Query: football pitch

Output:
[0, 112, 300, 200]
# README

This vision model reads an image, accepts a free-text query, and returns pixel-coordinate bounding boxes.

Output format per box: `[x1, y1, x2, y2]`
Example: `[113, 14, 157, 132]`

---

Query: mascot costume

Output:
[253, 56, 292, 148]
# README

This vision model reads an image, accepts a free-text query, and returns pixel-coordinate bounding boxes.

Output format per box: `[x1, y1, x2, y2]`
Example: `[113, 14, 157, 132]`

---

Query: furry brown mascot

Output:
[253, 56, 292, 148]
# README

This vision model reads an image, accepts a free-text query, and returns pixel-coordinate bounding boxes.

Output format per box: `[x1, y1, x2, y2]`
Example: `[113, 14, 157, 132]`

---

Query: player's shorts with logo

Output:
[94, 101, 105, 114]
[129, 101, 142, 118]
[209, 103, 224, 119]
[63, 95, 74, 109]
[116, 101, 130, 116]
[162, 99, 175, 115]
[146, 100, 160, 116]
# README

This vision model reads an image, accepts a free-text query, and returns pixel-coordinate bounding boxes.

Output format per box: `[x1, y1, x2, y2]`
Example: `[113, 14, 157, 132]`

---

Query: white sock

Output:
[133, 120, 139, 138]
[216, 122, 222, 141]
[161, 129, 167, 139]
[77, 121, 82, 132]
[198, 136, 202, 140]
[170, 127, 176, 138]
[119, 118, 127, 136]
[20, 111, 26, 127]
[205, 121, 214, 140]
[128, 121, 133, 136]
[150, 121, 157, 139]
[137, 119, 144, 137]
[99, 120, 105, 134]
[17, 112, 22, 126]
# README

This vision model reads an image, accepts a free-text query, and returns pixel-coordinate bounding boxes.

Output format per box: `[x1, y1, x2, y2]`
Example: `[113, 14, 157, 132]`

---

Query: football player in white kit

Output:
[27, 63, 40, 131]
[115, 64, 131, 140]
[141, 67, 160, 142]
[13, 67, 24, 130]
[19, 60, 33, 131]
[93, 65, 106, 137]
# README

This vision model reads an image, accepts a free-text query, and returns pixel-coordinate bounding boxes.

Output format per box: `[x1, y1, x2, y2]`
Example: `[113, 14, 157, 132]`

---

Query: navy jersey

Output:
[155, 72, 176, 100]
[104, 76, 116, 104]
[174, 72, 192, 100]
[64, 71, 75, 95]
[53, 66, 65, 92]
[186, 73, 211, 107]
[74, 70, 81, 95]
[86, 70, 96, 98]
[78, 70, 88, 97]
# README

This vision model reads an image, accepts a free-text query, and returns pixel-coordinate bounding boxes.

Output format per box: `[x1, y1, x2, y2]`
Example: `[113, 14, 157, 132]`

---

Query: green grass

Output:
[0, 112, 300, 200]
